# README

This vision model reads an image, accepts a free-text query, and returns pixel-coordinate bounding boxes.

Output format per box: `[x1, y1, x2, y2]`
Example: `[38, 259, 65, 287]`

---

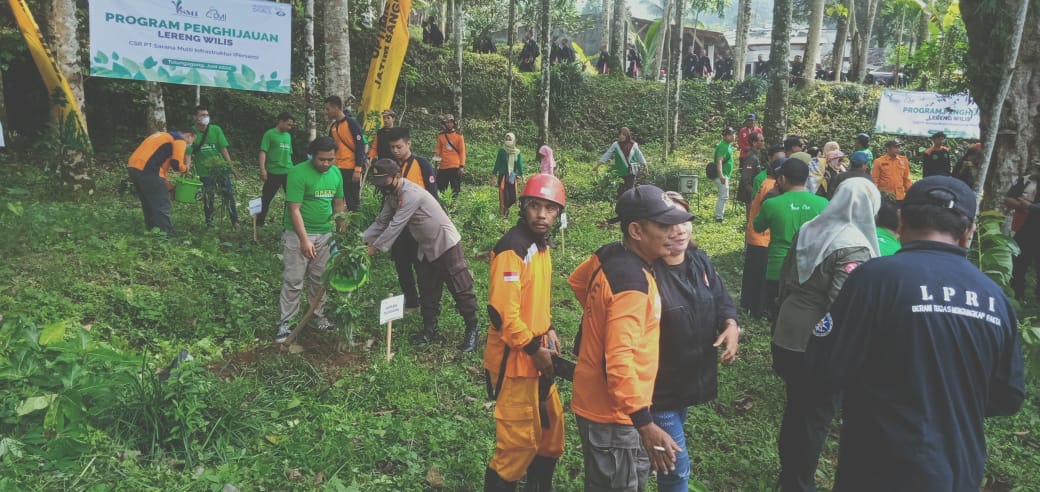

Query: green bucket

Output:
[173, 177, 202, 203]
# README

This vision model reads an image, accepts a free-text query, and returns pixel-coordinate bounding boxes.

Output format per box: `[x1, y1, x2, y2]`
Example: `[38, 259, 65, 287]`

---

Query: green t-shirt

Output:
[284, 160, 345, 234]
[876, 227, 901, 256]
[190, 124, 230, 177]
[753, 169, 768, 196]
[260, 128, 294, 175]
[753, 190, 829, 280]
[857, 147, 875, 170]
[714, 140, 735, 177]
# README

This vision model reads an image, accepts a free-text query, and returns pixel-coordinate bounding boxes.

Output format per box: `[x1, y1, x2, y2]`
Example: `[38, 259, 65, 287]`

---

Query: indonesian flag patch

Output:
[504, 271, 520, 282]
[843, 262, 861, 274]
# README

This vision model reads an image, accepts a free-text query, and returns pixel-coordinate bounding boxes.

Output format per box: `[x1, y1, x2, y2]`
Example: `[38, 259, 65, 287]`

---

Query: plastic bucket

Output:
[173, 177, 202, 203]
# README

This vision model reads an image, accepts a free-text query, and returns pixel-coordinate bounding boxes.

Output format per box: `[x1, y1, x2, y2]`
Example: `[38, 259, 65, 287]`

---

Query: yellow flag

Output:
[358, 0, 412, 132]
[8, 0, 90, 148]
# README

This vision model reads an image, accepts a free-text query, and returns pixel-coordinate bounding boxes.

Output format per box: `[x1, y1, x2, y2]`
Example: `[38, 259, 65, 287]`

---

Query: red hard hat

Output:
[520, 174, 566, 208]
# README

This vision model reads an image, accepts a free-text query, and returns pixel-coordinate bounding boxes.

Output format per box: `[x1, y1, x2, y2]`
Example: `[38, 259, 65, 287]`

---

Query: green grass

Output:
[0, 141, 1037, 492]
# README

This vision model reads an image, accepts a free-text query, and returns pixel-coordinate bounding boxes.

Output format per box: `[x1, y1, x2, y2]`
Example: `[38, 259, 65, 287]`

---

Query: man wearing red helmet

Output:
[482, 174, 567, 491]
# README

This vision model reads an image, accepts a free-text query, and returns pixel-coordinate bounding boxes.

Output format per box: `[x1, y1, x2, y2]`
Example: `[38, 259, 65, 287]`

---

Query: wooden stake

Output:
[561, 228, 566, 255]
[252, 215, 258, 242]
[386, 320, 393, 361]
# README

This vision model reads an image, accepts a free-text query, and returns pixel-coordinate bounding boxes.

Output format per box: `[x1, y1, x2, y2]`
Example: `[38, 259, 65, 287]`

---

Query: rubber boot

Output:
[484, 466, 517, 492]
[523, 456, 557, 492]
[411, 317, 443, 345]
[459, 316, 480, 353]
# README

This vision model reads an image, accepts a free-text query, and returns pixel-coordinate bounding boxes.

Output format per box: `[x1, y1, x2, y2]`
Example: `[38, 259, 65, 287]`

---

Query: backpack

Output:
[705, 161, 719, 180]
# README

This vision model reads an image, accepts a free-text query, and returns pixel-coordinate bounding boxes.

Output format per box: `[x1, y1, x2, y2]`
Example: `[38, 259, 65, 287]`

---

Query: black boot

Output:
[460, 317, 480, 353]
[523, 456, 557, 492]
[411, 317, 444, 345]
[484, 466, 517, 492]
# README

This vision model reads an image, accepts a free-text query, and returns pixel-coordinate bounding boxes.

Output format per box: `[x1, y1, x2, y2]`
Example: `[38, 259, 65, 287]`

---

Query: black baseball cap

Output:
[369, 159, 401, 186]
[885, 139, 902, 148]
[931, 131, 946, 139]
[745, 113, 757, 121]
[722, 127, 736, 136]
[768, 158, 787, 178]
[903, 176, 977, 221]
[608, 185, 695, 225]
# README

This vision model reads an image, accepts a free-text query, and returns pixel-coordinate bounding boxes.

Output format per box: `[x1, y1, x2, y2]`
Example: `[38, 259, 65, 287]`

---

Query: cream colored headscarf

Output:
[795, 177, 881, 284]
[503, 133, 520, 173]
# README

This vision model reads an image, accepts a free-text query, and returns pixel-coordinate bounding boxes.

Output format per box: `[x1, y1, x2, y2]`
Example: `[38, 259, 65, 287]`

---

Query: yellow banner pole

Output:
[8, 0, 91, 150]
[358, 0, 412, 132]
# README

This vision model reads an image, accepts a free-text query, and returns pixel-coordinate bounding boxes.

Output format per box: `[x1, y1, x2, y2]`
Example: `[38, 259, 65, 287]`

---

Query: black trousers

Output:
[616, 174, 636, 200]
[256, 173, 288, 227]
[200, 175, 239, 226]
[765, 279, 780, 320]
[341, 168, 361, 211]
[438, 168, 462, 196]
[741, 245, 769, 317]
[391, 230, 421, 307]
[416, 243, 478, 324]
[128, 168, 174, 237]
[773, 344, 840, 492]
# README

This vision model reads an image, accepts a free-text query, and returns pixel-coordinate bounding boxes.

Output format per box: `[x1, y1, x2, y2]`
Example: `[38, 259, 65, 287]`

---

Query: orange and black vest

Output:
[569, 242, 661, 427]
[483, 225, 554, 381]
[399, 155, 439, 197]
[127, 132, 189, 180]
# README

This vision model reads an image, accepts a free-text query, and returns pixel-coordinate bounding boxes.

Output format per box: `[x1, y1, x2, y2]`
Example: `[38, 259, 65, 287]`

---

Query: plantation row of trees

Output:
[0, 0, 1036, 209]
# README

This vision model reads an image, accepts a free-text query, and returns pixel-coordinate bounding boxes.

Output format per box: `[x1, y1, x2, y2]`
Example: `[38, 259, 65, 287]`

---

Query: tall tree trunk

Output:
[537, 0, 551, 144]
[453, 0, 463, 119]
[46, 0, 86, 122]
[962, 0, 1038, 210]
[670, 0, 683, 148]
[916, 7, 930, 53]
[507, 0, 516, 124]
[650, 0, 674, 80]
[305, 0, 318, 141]
[609, 0, 626, 76]
[801, 0, 826, 87]
[601, 0, 612, 53]
[325, 0, 353, 101]
[46, 0, 93, 194]
[734, 0, 752, 81]
[0, 68, 8, 145]
[852, 0, 879, 83]
[764, 0, 792, 144]
[831, 2, 849, 80]
[893, 12, 904, 86]
[144, 82, 166, 134]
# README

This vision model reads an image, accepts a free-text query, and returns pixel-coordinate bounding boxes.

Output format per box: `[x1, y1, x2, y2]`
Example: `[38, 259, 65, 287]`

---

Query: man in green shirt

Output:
[875, 197, 901, 256]
[753, 158, 829, 317]
[854, 133, 874, 171]
[191, 105, 240, 228]
[257, 112, 296, 227]
[276, 136, 346, 343]
[713, 127, 736, 222]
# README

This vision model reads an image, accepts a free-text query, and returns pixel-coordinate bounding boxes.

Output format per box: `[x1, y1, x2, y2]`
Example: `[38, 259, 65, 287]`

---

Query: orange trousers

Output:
[488, 374, 565, 482]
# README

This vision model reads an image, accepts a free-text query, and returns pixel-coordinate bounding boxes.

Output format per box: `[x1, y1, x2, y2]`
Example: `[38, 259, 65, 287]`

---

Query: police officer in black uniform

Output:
[805, 176, 1025, 492]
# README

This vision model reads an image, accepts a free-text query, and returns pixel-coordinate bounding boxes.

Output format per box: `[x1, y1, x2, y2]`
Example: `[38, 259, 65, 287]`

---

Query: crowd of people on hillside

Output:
[123, 96, 1029, 491]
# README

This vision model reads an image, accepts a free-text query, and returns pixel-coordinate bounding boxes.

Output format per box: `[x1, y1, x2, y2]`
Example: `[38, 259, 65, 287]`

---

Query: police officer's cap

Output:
[369, 159, 401, 187]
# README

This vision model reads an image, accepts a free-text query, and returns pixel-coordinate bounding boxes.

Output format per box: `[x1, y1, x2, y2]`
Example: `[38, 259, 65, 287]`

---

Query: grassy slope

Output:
[0, 138, 1037, 491]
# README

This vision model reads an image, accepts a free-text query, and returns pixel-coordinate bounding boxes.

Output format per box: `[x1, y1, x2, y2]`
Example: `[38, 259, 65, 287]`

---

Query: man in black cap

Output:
[853, 133, 874, 170]
[806, 176, 1025, 492]
[569, 185, 691, 491]
[921, 132, 952, 177]
[363, 159, 481, 352]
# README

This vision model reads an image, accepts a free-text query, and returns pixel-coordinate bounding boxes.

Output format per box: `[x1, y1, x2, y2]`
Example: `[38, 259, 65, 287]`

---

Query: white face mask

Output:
[198, 116, 210, 126]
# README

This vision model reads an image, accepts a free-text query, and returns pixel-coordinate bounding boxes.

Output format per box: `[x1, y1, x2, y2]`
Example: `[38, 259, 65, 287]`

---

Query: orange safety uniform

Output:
[435, 131, 466, 169]
[399, 155, 438, 192]
[871, 154, 913, 200]
[569, 242, 662, 428]
[746, 176, 776, 247]
[127, 132, 189, 181]
[483, 225, 564, 482]
[329, 115, 366, 171]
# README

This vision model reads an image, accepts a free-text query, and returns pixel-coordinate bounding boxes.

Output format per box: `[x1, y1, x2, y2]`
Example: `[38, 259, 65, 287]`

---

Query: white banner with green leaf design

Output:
[874, 90, 981, 140]
[88, 0, 291, 93]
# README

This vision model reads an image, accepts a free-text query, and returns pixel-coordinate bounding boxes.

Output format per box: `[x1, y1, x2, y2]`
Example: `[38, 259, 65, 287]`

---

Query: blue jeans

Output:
[650, 408, 691, 492]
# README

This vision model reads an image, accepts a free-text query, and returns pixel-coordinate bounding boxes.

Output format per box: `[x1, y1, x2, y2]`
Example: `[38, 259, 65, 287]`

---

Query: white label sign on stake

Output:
[560, 212, 568, 229]
[380, 295, 406, 325]
[248, 197, 262, 216]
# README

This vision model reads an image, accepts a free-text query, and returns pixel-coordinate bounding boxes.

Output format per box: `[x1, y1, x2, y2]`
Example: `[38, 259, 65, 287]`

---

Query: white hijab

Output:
[795, 177, 881, 284]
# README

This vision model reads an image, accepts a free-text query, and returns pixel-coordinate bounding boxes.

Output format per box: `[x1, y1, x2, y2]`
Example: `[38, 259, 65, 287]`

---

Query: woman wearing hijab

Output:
[538, 145, 556, 175]
[651, 192, 741, 492]
[494, 133, 525, 216]
[594, 127, 648, 199]
[816, 149, 848, 199]
[771, 177, 881, 491]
